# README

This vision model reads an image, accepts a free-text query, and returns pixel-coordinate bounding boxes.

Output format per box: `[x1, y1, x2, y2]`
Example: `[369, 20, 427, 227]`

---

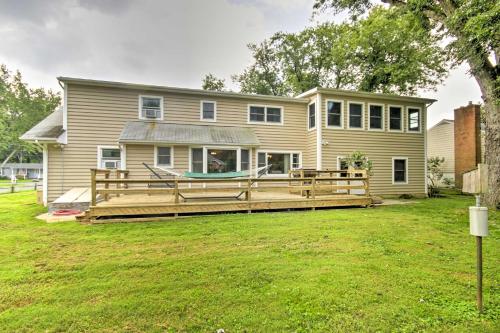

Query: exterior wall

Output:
[454, 103, 481, 189]
[46, 83, 308, 201]
[427, 121, 455, 175]
[320, 93, 427, 196]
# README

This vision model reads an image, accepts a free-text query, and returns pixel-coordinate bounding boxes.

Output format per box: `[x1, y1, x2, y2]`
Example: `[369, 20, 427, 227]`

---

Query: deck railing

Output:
[90, 168, 370, 207]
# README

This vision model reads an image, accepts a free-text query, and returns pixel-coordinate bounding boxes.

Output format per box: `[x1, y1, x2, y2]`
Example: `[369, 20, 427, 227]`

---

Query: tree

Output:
[427, 156, 445, 197]
[233, 9, 447, 96]
[314, 0, 499, 206]
[0, 65, 61, 165]
[201, 73, 226, 91]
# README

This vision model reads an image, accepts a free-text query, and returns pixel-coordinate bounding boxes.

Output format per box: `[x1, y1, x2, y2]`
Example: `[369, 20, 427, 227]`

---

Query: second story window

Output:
[389, 106, 402, 131]
[348, 102, 363, 129]
[327, 100, 342, 128]
[201, 101, 216, 121]
[140, 95, 163, 120]
[308, 103, 316, 129]
[249, 105, 283, 124]
[408, 107, 421, 132]
[369, 104, 384, 130]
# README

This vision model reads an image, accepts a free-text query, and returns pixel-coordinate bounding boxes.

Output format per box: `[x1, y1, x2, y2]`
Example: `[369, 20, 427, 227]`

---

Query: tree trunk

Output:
[471, 64, 499, 208]
[1, 150, 17, 168]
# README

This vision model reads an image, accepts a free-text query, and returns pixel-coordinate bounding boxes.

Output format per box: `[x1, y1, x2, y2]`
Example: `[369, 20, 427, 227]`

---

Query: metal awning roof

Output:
[20, 108, 64, 142]
[119, 121, 260, 146]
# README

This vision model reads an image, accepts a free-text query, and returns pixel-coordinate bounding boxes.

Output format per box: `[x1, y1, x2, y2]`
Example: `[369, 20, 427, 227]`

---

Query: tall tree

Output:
[233, 10, 447, 96]
[0, 65, 61, 165]
[314, 0, 499, 207]
[201, 73, 226, 92]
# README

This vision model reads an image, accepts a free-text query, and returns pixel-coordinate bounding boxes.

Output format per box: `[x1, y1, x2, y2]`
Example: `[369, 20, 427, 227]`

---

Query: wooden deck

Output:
[80, 169, 372, 223]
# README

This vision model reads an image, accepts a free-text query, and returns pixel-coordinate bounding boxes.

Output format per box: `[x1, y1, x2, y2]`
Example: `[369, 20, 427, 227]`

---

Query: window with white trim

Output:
[99, 147, 121, 169]
[308, 103, 316, 129]
[241, 149, 250, 171]
[139, 96, 163, 120]
[393, 158, 407, 183]
[257, 152, 301, 175]
[389, 106, 402, 131]
[155, 146, 172, 167]
[327, 100, 342, 127]
[201, 101, 216, 121]
[407, 108, 421, 132]
[348, 102, 363, 129]
[190, 147, 251, 174]
[249, 105, 282, 124]
[369, 104, 383, 130]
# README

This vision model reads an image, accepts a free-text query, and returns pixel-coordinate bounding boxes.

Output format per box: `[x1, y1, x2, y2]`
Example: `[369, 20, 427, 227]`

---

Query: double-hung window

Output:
[249, 105, 282, 124]
[407, 107, 421, 132]
[393, 158, 408, 184]
[327, 100, 342, 128]
[98, 146, 121, 169]
[369, 104, 384, 130]
[389, 106, 402, 131]
[257, 151, 301, 175]
[139, 95, 163, 120]
[155, 146, 173, 168]
[201, 101, 216, 121]
[308, 103, 316, 129]
[348, 102, 363, 129]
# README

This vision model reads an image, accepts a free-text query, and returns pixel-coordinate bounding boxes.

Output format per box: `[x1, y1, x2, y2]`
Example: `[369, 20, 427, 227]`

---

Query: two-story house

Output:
[22, 77, 435, 206]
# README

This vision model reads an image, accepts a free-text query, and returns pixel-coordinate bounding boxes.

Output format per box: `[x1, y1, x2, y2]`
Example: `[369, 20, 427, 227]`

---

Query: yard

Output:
[0, 192, 498, 332]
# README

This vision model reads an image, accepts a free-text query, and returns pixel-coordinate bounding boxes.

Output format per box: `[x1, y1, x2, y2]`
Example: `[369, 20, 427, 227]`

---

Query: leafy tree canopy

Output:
[232, 7, 448, 96]
[201, 73, 227, 91]
[0, 65, 61, 164]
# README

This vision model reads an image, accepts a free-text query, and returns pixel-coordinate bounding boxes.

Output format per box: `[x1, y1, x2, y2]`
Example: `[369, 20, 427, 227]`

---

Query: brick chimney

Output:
[454, 102, 482, 189]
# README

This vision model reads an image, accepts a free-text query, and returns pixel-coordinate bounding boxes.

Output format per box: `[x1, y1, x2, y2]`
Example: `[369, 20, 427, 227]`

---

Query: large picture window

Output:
[348, 102, 363, 129]
[207, 149, 237, 173]
[327, 100, 342, 128]
[257, 151, 301, 175]
[389, 106, 402, 131]
[190, 147, 252, 174]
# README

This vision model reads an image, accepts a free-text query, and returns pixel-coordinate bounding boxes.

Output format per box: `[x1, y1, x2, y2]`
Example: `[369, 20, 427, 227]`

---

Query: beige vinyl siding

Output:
[45, 84, 308, 201]
[427, 121, 454, 175]
[321, 94, 427, 196]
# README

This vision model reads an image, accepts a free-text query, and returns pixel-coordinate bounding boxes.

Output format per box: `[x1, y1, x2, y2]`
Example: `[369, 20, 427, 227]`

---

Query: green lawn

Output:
[0, 192, 498, 332]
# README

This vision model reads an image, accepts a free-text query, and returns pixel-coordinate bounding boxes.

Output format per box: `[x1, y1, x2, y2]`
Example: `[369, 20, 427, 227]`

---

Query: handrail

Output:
[93, 176, 369, 184]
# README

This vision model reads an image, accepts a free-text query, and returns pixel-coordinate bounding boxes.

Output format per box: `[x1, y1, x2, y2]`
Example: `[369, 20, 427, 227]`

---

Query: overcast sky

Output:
[0, 0, 482, 127]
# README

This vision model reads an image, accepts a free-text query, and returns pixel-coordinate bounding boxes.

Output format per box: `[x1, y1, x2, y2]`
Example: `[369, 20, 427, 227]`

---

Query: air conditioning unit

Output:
[144, 108, 158, 119]
[103, 160, 120, 169]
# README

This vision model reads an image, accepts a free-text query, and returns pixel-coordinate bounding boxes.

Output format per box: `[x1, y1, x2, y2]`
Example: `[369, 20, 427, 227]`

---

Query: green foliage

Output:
[345, 150, 373, 174]
[427, 156, 445, 197]
[0, 192, 499, 331]
[201, 73, 226, 91]
[233, 8, 448, 96]
[0, 65, 61, 163]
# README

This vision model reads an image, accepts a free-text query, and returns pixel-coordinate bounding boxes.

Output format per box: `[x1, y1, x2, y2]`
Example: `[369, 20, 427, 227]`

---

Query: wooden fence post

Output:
[247, 178, 252, 214]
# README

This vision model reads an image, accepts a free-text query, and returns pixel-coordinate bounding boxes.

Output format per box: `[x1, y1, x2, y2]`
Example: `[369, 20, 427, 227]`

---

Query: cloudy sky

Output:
[0, 0, 482, 127]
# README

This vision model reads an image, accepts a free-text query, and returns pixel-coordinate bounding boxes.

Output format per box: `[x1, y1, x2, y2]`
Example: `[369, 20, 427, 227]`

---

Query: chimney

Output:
[454, 103, 481, 189]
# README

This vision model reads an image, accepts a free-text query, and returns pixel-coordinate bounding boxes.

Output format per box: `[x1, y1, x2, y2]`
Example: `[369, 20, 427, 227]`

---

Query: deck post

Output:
[174, 179, 179, 204]
[90, 169, 97, 206]
[247, 178, 252, 213]
[104, 171, 110, 201]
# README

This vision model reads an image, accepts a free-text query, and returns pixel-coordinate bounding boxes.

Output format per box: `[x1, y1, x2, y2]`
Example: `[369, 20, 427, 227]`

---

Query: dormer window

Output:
[139, 95, 163, 120]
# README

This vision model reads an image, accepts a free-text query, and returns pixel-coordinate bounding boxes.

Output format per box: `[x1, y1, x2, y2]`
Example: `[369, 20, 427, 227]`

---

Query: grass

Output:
[0, 192, 498, 332]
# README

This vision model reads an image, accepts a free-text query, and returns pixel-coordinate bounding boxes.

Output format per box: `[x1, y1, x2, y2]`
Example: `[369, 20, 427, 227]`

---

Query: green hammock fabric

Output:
[183, 171, 248, 179]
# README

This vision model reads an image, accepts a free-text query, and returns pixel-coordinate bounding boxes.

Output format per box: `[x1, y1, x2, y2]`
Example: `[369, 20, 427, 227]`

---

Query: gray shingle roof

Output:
[20, 108, 64, 141]
[119, 121, 260, 146]
[2, 163, 42, 169]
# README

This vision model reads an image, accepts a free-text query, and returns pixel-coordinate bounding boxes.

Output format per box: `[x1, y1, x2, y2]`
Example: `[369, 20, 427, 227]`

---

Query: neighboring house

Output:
[21, 77, 435, 206]
[427, 119, 455, 182]
[0, 163, 43, 179]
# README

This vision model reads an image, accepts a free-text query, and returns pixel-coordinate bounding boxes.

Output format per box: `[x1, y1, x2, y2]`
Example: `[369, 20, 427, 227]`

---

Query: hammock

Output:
[154, 165, 271, 179]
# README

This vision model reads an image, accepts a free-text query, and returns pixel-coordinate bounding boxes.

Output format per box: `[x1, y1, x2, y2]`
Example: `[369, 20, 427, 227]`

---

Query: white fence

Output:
[0, 181, 41, 194]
